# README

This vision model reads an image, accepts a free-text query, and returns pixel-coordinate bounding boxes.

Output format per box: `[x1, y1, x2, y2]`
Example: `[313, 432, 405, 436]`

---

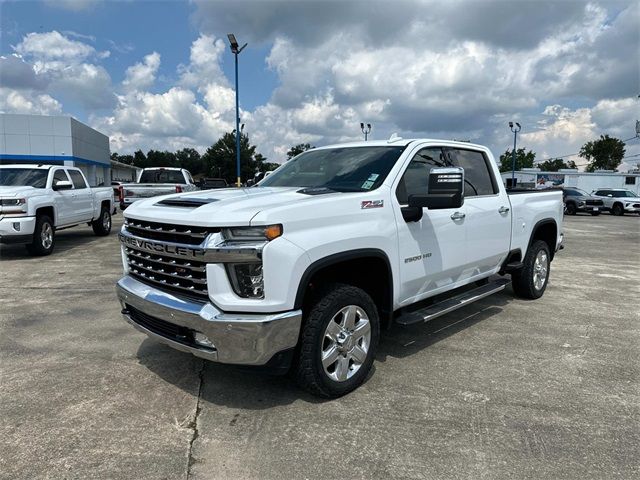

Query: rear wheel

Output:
[611, 203, 624, 216]
[565, 202, 576, 215]
[294, 284, 380, 398]
[26, 215, 55, 256]
[92, 207, 111, 236]
[511, 240, 550, 299]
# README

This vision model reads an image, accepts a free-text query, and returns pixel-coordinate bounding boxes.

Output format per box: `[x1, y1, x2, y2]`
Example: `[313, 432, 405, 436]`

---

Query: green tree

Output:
[145, 150, 177, 168]
[538, 158, 573, 172]
[110, 152, 134, 165]
[132, 150, 147, 168]
[175, 148, 204, 176]
[202, 131, 267, 184]
[579, 134, 626, 172]
[498, 148, 536, 172]
[286, 143, 313, 160]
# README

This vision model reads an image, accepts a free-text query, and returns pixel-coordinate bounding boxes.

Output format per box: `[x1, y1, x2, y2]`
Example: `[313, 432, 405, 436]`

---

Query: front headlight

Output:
[0, 198, 27, 213]
[222, 224, 283, 242]
[221, 225, 282, 299]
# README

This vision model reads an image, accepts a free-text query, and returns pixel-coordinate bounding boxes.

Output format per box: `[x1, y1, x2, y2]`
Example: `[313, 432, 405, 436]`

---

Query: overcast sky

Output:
[1, 0, 638, 168]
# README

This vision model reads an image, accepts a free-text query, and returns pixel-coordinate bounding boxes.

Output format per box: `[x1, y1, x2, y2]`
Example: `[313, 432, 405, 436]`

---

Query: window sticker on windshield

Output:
[361, 180, 375, 190]
[367, 173, 379, 181]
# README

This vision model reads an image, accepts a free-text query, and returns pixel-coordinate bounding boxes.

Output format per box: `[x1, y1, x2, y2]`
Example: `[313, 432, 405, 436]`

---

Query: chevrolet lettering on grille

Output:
[118, 233, 206, 258]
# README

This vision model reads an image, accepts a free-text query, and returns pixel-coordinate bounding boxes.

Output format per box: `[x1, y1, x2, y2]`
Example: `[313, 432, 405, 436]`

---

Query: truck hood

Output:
[0, 186, 42, 198]
[124, 186, 332, 226]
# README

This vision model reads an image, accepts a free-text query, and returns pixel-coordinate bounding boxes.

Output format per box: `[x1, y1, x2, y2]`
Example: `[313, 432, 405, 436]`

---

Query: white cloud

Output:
[123, 52, 161, 91]
[14, 31, 97, 60]
[0, 88, 62, 115]
[43, 0, 101, 12]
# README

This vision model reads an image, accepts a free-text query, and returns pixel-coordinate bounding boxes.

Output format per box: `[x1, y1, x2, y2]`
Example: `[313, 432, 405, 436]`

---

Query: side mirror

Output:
[53, 180, 73, 191]
[409, 167, 464, 210]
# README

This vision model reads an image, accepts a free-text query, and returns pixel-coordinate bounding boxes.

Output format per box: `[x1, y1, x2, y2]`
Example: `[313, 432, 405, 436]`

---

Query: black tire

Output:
[565, 202, 577, 215]
[590, 211, 601, 216]
[611, 203, 624, 216]
[294, 283, 380, 398]
[511, 240, 551, 300]
[26, 215, 55, 256]
[92, 207, 111, 236]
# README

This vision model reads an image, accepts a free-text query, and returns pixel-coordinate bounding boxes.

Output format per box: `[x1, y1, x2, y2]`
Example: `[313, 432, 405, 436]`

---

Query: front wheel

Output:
[26, 215, 55, 256]
[611, 203, 624, 216]
[294, 284, 380, 398]
[92, 207, 111, 236]
[511, 240, 550, 299]
[565, 203, 577, 215]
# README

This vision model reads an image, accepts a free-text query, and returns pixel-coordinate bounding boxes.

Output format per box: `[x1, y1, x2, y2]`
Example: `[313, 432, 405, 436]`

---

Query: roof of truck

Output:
[318, 138, 488, 150]
[0, 164, 53, 169]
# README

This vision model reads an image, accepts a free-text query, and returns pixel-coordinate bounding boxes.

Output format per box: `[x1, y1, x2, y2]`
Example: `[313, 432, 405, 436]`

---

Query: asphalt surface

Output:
[1, 213, 638, 480]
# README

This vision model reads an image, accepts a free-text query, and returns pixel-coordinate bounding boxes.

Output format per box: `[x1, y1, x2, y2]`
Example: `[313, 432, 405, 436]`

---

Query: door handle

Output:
[450, 211, 466, 221]
[499, 206, 510, 214]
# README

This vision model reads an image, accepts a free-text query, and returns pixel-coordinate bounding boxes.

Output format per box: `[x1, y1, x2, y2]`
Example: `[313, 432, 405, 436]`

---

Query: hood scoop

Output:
[156, 197, 219, 208]
[297, 187, 338, 196]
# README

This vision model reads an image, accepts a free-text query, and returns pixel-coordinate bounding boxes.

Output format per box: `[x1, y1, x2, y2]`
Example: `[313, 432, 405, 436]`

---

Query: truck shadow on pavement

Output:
[377, 290, 512, 361]
[135, 289, 513, 409]
[0, 229, 114, 260]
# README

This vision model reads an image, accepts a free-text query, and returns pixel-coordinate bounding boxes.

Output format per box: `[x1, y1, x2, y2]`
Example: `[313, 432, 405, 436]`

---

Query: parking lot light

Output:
[227, 33, 248, 188]
[509, 121, 522, 187]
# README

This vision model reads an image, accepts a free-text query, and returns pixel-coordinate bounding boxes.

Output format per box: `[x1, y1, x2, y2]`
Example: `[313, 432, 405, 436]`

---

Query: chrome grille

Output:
[124, 218, 220, 245]
[123, 218, 219, 301]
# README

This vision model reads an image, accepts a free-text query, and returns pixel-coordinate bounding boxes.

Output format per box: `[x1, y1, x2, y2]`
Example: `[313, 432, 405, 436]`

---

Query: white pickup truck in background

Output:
[119, 167, 197, 210]
[0, 164, 114, 255]
[116, 138, 564, 397]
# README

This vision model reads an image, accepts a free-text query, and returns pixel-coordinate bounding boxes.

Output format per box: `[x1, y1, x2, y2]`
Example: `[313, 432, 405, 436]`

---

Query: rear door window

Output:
[445, 148, 497, 197]
[68, 170, 87, 189]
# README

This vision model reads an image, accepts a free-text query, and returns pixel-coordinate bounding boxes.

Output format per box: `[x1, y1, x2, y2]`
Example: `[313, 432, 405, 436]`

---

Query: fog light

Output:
[194, 332, 215, 349]
[12, 222, 21, 231]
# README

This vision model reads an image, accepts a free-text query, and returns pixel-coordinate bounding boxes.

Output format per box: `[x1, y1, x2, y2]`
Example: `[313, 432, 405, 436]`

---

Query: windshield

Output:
[0, 168, 48, 188]
[259, 146, 406, 191]
[139, 170, 185, 184]
[612, 190, 637, 198]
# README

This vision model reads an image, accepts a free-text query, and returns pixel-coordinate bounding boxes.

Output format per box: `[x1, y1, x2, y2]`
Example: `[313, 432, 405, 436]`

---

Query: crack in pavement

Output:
[186, 359, 205, 480]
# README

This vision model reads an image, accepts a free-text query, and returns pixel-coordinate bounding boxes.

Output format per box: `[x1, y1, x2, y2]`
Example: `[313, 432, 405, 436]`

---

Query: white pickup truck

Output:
[119, 167, 197, 210]
[116, 139, 564, 397]
[0, 164, 114, 255]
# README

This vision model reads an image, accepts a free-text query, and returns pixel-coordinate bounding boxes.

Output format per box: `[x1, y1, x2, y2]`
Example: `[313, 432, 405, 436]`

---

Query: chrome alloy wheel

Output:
[102, 211, 111, 230]
[321, 305, 371, 382]
[533, 250, 548, 291]
[41, 223, 53, 249]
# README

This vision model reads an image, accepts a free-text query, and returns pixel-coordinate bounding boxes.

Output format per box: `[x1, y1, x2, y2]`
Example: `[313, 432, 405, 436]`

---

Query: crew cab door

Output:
[67, 169, 94, 223]
[444, 147, 511, 276]
[51, 168, 74, 226]
[393, 146, 467, 304]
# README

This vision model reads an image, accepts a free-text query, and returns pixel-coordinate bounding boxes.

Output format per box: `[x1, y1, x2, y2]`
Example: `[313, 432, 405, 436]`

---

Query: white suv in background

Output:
[591, 188, 640, 216]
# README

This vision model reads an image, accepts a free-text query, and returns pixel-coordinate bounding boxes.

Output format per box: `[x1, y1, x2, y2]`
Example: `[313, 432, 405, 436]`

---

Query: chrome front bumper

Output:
[116, 275, 302, 365]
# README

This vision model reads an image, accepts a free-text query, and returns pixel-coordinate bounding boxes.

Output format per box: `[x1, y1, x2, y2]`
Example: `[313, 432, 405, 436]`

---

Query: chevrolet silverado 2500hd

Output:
[116, 139, 564, 397]
[0, 164, 114, 255]
[119, 167, 197, 210]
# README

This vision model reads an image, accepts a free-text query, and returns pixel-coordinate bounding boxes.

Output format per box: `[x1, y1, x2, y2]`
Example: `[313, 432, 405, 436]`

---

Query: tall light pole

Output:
[360, 122, 371, 141]
[228, 33, 247, 187]
[509, 121, 521, 187]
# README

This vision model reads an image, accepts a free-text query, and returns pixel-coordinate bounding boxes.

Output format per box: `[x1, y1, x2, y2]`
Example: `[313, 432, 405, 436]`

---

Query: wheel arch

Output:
[35, 205, 56, 227]
[528, 219, 557, 260]
[294, 249, 394, 327]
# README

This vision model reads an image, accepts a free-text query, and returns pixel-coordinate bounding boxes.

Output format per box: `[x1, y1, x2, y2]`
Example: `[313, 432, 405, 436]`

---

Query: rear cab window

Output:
[68, 170, 87, 189]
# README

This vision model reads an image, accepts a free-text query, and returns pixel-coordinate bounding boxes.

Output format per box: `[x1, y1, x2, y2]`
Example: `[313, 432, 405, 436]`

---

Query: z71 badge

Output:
[361, 200, 384, 209]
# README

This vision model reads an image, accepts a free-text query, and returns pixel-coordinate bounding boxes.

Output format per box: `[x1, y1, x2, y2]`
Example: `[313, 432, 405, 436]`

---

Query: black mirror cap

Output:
[401, 206, 423, 222]
[409, 192, 463, 209]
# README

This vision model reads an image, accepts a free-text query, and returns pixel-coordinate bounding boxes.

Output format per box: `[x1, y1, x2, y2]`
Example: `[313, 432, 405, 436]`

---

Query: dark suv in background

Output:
[562, 187, 605, 215]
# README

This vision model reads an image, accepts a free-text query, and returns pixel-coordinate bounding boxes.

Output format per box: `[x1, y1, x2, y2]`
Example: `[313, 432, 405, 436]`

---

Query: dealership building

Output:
[0, 113, 111, 186]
